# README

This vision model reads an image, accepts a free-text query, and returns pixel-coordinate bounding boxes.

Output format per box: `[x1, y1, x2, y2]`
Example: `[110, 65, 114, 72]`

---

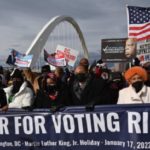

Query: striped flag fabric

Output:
[127, 6, 150, 41]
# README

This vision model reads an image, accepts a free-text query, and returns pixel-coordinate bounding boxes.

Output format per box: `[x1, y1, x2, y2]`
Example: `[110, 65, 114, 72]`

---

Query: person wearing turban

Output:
[117, 66, 150, 104]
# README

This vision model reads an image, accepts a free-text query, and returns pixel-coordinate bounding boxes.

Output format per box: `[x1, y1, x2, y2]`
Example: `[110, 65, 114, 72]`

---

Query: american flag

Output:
[127, 6, 150, 41]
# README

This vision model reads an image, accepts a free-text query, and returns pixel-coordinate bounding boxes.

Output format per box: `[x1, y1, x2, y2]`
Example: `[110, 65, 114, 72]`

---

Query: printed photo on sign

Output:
[6, 49, 25, 66]
[124, 38, 137, 59]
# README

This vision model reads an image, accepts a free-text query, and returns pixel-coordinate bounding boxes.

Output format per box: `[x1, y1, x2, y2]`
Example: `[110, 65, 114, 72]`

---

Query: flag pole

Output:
[126, 4, 129, 38]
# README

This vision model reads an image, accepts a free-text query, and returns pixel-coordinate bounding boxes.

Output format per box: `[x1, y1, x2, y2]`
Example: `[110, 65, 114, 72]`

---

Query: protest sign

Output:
[137, 41, 150, 64]
[6, 49, 24, 66]
[56, 45, 79, 67]
[101, 38, 128, 62]
[15, 55, 33, 68]
[44, 49, 66, 67]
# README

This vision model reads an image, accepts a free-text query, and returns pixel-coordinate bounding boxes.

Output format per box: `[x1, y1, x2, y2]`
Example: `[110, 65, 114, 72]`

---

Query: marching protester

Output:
[4, 69, 34, 108]
[108, 71, 126, 104]
[89, 59, 110, 80]
[69, 64, 114, 108]
[33, 72, 70, 111]
[117, 66, 150, 104]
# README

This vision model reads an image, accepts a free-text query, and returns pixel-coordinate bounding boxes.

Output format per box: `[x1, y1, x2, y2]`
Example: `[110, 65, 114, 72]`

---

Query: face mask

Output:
[12, 81, 23, 94]
[46, 84, 57, 94]
[76, 73, 87, 82]
[132, 81, 144, 93]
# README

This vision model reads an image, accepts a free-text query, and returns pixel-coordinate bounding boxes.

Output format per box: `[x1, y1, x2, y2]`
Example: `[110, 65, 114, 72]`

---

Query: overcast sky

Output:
[0, 0, 150, 61]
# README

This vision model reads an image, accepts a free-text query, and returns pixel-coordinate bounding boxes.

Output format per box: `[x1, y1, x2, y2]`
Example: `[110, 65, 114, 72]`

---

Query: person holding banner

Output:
[4, 69, 34, 108]
[117, 66, 150, 104]
[70, 65, 112, 107]
[34, 72, 69, 111]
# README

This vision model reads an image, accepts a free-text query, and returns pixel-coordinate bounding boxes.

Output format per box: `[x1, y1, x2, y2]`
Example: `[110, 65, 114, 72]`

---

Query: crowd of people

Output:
[0, 57, 150, 112]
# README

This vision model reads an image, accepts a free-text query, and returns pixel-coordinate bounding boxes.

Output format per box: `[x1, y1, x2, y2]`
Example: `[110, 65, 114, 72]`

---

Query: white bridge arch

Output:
[26, 16, 89, 67]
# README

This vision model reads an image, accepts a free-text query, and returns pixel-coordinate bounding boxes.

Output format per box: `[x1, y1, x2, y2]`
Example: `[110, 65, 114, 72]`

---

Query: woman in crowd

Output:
[4, 69, 34, 108]
[117, 66, 150, 104]
[33, 72, 70, 111]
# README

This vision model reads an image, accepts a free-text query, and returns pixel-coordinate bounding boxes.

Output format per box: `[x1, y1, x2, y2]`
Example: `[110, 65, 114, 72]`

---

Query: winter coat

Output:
[117, 85, 150, 104]
[70, 75, 113, 106]
[4, 81, 34, 108]
[33, 83, 70, 109]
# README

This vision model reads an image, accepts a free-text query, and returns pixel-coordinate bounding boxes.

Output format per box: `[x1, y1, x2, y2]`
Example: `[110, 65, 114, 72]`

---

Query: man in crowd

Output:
[69, 64, 113, 107]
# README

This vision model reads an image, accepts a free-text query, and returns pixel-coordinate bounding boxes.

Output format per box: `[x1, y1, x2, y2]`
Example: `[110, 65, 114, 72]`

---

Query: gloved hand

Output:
[85, 102, 95, 111]
[50, 106, 58, 113]
[22, 106, 33, 111]
[50, 105, 63, 113]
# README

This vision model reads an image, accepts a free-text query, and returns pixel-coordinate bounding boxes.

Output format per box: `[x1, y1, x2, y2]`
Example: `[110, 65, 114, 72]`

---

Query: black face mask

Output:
[12, 81, 23, 94]
[132, 81, 144, 93]
[46, 85, 57, 94]
[76, 73, 87, 82]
